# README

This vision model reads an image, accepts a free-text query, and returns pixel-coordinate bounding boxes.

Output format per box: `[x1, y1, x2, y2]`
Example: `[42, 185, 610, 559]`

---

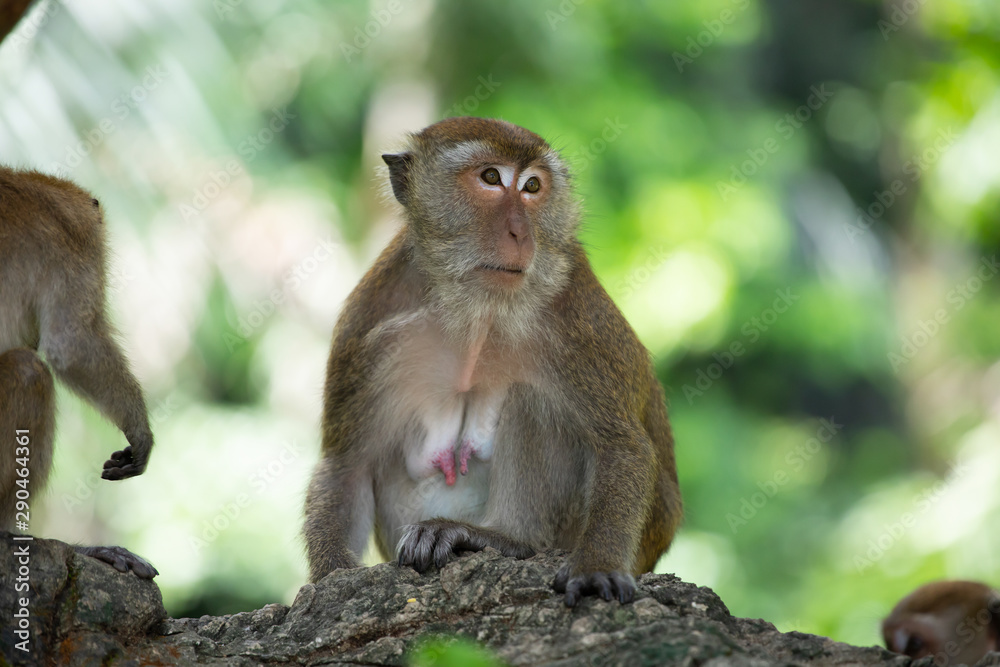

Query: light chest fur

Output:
[365, 308, 537, 548]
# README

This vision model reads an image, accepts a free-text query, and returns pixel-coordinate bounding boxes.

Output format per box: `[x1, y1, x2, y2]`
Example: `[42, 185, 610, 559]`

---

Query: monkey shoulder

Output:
[552, 250, 648, 379]
[331, 232, 425, 350]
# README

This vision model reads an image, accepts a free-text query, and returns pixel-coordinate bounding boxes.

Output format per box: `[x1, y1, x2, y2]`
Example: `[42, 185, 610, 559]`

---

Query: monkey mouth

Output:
[477, 264, 524, 275]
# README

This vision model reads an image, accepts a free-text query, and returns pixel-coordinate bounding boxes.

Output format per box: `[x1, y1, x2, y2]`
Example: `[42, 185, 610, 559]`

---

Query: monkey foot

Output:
[74, 545, 159, 579]
[431, 449, 457, 486]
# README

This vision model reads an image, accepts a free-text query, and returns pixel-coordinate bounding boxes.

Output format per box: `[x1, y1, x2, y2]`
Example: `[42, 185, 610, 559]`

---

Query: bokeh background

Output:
[1, 0, 998, 649]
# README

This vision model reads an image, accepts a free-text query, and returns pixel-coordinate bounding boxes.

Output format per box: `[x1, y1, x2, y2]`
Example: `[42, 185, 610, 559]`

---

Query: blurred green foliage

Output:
[0, 0, 998, 652]
[408, 636, 504, 667]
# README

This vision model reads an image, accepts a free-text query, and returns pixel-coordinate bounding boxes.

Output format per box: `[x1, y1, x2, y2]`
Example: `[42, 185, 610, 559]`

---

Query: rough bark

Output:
[2, 532, 993, 666]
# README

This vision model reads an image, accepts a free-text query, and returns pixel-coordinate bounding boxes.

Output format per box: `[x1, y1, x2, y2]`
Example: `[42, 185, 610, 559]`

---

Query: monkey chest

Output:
[371, 320, 523, 516]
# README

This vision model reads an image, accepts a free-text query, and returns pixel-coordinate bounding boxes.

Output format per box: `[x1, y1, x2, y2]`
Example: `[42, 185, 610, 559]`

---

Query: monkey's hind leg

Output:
[0, 349, 55, 530]
[0, 349, 157, 579]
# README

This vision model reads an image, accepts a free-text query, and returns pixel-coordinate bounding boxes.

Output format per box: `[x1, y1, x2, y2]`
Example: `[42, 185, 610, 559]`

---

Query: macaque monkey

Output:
[0, 167, 157, 578]
[883, 580, 1000, 666]
[304, 117, 682, 606]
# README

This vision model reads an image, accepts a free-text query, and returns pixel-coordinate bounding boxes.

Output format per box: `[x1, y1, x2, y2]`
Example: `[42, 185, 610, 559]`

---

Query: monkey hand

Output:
[553, 558, 636, 607]
[74, 545, 159, 579]
[397, 519, 535, 572]
[101, 443, 148, 480]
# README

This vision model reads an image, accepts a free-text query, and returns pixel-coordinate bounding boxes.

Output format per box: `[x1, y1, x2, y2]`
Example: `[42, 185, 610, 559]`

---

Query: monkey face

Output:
[883, 616, 938, 661]
[383, 118, 579, 300]
[883, 581, 1000, 666]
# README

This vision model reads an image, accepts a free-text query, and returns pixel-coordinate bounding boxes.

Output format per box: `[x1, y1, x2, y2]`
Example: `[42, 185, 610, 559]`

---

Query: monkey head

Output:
[381, 117, 580, 336]
[883, 580, 1000, 666]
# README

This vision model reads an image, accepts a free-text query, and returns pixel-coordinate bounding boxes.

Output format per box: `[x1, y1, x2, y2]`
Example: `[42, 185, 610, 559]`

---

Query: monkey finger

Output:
[397, 524, 433, 571]
[104, 447, 133, 464]
[553, 565, 570, 593]
[432, 531, 457, 569]
[101, 463, 143, 480]
[609, 572, 636, 604]
[590, 573, 614, 601]
[563, 577, 587, 607]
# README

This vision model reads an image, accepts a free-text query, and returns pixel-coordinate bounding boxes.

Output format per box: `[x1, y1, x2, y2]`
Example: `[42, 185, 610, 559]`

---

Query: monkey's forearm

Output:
[304, 458, 373, 581]
[43, 329, 153, 477]
[554, 430, 656, 605]
[577, 437, 655, 571]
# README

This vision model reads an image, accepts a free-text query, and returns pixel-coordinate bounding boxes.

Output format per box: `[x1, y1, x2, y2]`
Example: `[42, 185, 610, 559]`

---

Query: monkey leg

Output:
[39, 302, 153, 480]
[304, 457, 373, 582]
[0, 349, 157, 579]
[396, 518, 535, 572]
[0, 349, 55, 530]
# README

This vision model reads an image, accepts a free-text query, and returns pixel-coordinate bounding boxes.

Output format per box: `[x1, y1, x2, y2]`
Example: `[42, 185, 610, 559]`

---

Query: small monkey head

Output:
[382, 118, 579, 338]
[882, 580, 1000, 666]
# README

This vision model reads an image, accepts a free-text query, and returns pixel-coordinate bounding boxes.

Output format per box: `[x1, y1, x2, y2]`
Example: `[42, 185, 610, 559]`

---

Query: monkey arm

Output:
[553, 421, 657, 605]
[39, 297, 153, 480]
[548, 252, 668, 604]
[304, 457, 374, 581]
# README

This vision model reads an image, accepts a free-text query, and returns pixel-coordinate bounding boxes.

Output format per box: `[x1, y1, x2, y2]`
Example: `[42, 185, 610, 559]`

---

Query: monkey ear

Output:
[382, 153, 413, 206]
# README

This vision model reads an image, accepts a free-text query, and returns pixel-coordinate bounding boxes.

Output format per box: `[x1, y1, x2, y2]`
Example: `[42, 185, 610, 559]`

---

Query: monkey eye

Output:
[523, 176, 540, 193]
[904, 635, 925, 656]
[481, 168, 501, 185]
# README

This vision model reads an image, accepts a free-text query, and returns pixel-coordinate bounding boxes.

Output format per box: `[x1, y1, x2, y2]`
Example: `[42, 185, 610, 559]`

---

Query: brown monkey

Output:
[304, 117, 681, 605]
[0, 167, 157, 578]
[883, 580, 1000, 666]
